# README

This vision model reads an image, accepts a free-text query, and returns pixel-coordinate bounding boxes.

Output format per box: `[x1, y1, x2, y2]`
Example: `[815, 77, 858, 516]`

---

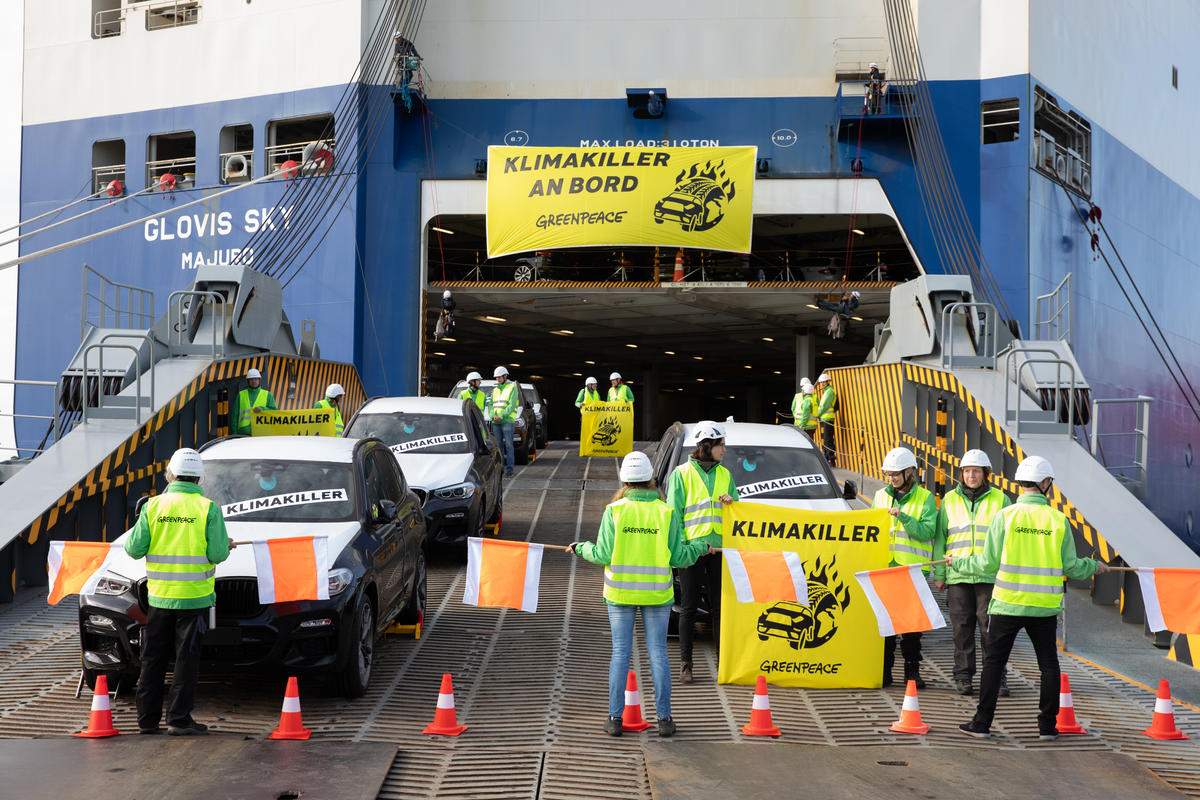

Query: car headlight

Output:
[94, 571, 133, 596]
[433, 482, 476, 501]
[328, 568, 353, 596]
[514, 418, 526, 429]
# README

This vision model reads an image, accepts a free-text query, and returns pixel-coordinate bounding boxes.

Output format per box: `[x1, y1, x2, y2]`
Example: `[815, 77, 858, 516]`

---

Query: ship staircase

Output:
[0, 265, 365, 601]
[824, 275, 1200, 659]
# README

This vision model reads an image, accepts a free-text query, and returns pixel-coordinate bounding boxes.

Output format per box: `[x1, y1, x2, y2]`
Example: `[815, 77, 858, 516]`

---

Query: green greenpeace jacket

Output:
[489, 381, 519, 424]
[608, 384, 634, 403]
[951, 493, 1099, 617]
[875, 483, 937, 570]
[314, 398, 344, 435]
[932, 484, 1011, 583]
[575, 387, 601, 409]
[124, 481, 230, 609]
[817, 386, 837, 421]
[666, 458, 740, 550]
[576, 489, 707, 605]
[461, 388, 487, 413]
[234, 387, 277, 435]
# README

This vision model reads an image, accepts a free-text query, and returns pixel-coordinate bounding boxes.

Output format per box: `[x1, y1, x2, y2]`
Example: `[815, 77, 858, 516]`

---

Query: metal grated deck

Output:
[3, 443, 1200, 798]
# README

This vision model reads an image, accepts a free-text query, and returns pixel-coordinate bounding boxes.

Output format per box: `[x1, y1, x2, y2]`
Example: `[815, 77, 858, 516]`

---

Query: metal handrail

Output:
[81, 264, 155, 341]
[168, 290, 227, 358]
[91, 164, 126, 195]
[264, 138, 336, 176]
[1089, 395, 1153, 492]
[219, 150, 253, 184]
[0, 378, 60, 455]
[940, 301, 998, 369]
[82, 343, 147, 425]
[147, 156, 198, 190]
[1035, 273, 1072, 343]
[835, 79, 917, 117]
[1003, 347, 1080, 439]
[145, 0, 201, 31]
[93, 7, 125, 38]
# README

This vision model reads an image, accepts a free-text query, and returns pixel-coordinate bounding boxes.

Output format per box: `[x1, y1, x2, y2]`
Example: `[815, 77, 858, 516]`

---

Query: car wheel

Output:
[397, 552, 427, 625]
[487, 493, 502, 525]
[338, 594, 375, 698]
[472, 498, 488, 538]
[515, 435, 530, 465]
[514, 264, 533, 282]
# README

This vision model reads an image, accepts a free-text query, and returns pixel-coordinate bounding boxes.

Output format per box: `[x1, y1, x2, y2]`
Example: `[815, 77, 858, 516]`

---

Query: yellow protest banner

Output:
[486, 145, 756, 257]
[250, 409, 337, 437]
[578, 401, 634, 457]
[717, 503, 892, 688]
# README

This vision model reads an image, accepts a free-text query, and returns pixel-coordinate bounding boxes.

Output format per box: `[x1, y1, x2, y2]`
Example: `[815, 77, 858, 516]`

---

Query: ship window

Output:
[146, 131, 197, 191]
[981, 98, 1019, 144]
[91, 0, 124, 39]
[91, 140, 125, 195]
[146, 1, 201, 31]
[265, 114, 336, 178]
[1032, 86, 1092, 198]
[220, 124, 253, 185]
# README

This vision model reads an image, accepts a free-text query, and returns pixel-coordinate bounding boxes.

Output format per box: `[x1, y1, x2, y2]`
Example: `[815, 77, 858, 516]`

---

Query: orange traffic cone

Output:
[1056, 674, 1086, 734]
[621, 670, 651, 732]
[742, 675, 782, 736]
[1144, 679, 1188, 740]
[423, 673, 468, 736]
[672, 249, 685, 282]
[75, 674, 120, 738]
[889, 679, 930, 734]
[269, 676, 312, 740]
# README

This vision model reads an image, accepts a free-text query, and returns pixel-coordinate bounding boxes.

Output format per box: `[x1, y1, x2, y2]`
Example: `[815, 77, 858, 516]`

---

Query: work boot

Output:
[954, 679, 973, 696]
[167, 721, 209, 736]
[657, 717, 677, 738]
[904, 662, 925, 690]
[959, 721, 991, 739]
[680, 662, 693, 684]
[603, 716, 623, 737]
[999, 675, 1010, 697]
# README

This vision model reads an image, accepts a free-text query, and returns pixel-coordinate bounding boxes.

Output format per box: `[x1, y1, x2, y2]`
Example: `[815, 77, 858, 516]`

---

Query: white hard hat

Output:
[882, 447, 918, 472]
[960, 449, 992, 471]
[869, 62, 878, 69]
[585, 376, 597, 385]
[619, 451, 654, 483]
[325, 383, 345, 399]
[1015, 455, 1055, 483]
[686, 420, 727, 446]
[493, 366, 509, 377]
[167, 447, 204, 478]
[817, 372, 831, 383]
[466, 371, 482, 382]
[246, 368, 262, 380]
[803, 384, 815, 395]
[443, 290, 452, 299]
[850, 291, 861, 299]
[800, 377, 812, 385]
[609, 372, 622, 380]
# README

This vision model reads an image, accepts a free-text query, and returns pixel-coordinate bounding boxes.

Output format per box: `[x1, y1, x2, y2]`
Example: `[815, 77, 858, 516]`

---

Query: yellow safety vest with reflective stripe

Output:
[235, 388, 271, 433]
[575, 387, 601, 409]
[490, 381, 518, 423]
[679, 462, 732, 541]
[461, 388, 486, 412]
[818, 386, 837, 422]
[144, 492, 216, 607]
[991, 503, 1068, 610]
[942, 487, 1007, 561]
[314, 398, 344, 436]
[608, 384, 633, 403]
[603, 497, 675, 605]
[874, 485, 934, 573]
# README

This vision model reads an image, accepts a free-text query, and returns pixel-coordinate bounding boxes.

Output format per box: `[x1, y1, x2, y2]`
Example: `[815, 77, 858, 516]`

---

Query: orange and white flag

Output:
[463, 537, 544, 613]
[1138, 568, 1200, 634]
[724, 548, 808, 604]
[252, 536, 329, 604]
[47, 541, 123, 605]
[855, 564, 947, 636]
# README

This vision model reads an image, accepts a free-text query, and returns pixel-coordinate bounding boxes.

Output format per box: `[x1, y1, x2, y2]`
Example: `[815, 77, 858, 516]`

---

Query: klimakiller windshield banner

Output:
[485, 146, 755, 257]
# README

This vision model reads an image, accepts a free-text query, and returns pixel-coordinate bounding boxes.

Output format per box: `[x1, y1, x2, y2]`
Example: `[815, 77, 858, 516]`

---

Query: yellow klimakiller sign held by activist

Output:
[486, 146, 756, 257]
[718, 503, 892, 688]
[578, 401, 634, 458]
[250, 409, 337, 437]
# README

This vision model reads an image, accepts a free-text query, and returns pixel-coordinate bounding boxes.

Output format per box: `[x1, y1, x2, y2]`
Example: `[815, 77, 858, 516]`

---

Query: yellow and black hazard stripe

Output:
[22, 354, 366, 546]
[1169, 634, 1200, 668]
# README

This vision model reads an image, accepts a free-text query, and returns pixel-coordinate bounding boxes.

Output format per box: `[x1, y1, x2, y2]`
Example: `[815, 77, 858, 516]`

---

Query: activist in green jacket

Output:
[792, 387, 816, 431]
[234, 382, 277, 436]
[461, 387, 486, 413]
[607, 372, 634, 404]
[954, 456, 1109, 740]
[124, 480, 230, 608]
[314, 383, 346, 436]
[490, 379, 519, 424]
[568, 451, 708, 736]
[575, 379, 601, 411]
[932, 484, 1011, 584]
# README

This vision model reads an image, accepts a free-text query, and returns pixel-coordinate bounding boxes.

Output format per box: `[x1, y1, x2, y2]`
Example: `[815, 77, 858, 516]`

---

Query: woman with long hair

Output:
[567, 451, 709, 737]
[669, 420, 738, 684]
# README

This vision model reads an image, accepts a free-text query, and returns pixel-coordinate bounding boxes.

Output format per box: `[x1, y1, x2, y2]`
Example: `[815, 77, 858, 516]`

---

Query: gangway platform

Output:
[3, 446, 1200, 799]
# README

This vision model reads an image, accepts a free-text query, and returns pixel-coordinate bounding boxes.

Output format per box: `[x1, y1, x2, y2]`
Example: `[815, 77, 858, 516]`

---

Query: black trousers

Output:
[882, 632, 922, 680]
[819, 419, 836, 465]
[972, 614, 1060, 734]
[136, 606, 208, 730]
[678, 552, 722, 664]
[947, 582, 1002, 681]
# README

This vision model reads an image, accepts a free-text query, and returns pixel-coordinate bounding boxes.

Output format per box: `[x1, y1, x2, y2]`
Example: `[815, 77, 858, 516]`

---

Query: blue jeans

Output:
[492, 422, 515, 472]
[606, 603, 671, 720]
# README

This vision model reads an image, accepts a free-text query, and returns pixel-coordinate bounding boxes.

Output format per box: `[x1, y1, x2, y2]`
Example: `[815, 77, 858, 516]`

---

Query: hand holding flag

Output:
[855, 564, 947, 636]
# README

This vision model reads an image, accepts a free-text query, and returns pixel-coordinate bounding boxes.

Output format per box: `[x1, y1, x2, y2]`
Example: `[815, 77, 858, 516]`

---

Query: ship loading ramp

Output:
[832, 274, 1200, 649]
[0, 265, 366, 601]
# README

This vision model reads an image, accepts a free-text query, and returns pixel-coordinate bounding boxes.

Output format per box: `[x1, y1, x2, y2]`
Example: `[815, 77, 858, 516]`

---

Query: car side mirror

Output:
[373, 499, 398, 523]
[842, 480, 857, 501]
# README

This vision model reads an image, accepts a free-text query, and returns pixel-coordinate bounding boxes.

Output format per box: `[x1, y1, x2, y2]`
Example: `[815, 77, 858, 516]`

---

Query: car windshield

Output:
[722, 445, 836, 501]
[347, 412, 471, 454]
[203, 459, 358, 522]
[522, 384, 542, 404]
